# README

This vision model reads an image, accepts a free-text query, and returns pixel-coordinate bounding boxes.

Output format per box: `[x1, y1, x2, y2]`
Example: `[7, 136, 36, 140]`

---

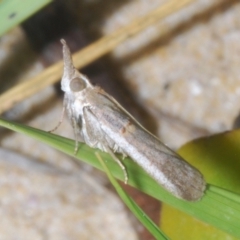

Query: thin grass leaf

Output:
[96, 152, 169, 240]
[0, 0, 52, 36]
[0, 118, 240, 238]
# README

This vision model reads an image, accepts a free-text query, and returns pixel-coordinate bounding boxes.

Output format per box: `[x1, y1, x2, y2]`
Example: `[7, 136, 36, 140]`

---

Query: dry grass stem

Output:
[0, 0, 193, 114]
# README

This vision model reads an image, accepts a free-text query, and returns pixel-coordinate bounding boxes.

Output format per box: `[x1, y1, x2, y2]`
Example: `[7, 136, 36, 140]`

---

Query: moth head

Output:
[69, 77, 86, 92]
[60, 39, 92, 93]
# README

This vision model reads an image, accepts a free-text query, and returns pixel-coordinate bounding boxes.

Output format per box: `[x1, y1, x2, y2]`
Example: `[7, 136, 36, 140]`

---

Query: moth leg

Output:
[121, 152, 127, 160]
[83, 107, 128, 183]
[71, 115, 80, 155]
[48, 106, 65, 133]
[104, 145, 128, 184]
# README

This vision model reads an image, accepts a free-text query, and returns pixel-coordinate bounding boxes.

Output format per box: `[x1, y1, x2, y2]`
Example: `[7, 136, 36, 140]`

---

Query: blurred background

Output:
[0, 0, 240, 239]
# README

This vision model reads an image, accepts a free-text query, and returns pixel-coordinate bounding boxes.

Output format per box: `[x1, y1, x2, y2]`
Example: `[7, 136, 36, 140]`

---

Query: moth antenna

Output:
[61, 39, 75, 79]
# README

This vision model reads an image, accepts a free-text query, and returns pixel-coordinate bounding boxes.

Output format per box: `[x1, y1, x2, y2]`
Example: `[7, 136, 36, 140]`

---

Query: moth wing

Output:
[82, 106, 116, 152]
[90, 92, 205, 201]
[83, 106, 129, 183]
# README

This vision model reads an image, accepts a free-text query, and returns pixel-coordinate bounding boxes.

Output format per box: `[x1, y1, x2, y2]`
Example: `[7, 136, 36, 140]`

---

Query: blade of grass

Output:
[0, 0, 193, 114]
[0, 118, 240, 238]
[0, 0, 52, 36]
[96, 152, 169, 240]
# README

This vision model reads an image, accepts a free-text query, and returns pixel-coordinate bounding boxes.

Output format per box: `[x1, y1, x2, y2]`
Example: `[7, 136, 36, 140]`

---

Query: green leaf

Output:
[161, 130, 240, 239]
[0, 0, 52, 36]
[0, 118, 240, 238]
[96, 152, 169, 240]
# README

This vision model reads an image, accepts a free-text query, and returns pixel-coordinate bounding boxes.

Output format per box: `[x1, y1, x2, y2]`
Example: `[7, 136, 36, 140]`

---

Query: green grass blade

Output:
[0, 0, 52, 36]
[0, 118, 240, 238]
[96, 152, 169, 240]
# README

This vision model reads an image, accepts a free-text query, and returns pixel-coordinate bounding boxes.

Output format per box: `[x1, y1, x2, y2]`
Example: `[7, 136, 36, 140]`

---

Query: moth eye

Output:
[70, 77, 86, 92]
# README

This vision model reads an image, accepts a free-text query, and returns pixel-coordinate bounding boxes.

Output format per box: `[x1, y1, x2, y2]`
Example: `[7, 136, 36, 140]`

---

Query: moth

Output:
[58, 39, 205, 201]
